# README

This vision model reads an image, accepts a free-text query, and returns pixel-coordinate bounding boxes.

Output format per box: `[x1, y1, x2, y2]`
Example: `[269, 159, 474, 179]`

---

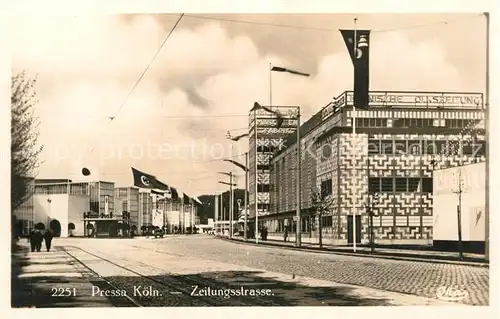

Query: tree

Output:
[310, 188, 334, 249]
[11, 72, 43, 211]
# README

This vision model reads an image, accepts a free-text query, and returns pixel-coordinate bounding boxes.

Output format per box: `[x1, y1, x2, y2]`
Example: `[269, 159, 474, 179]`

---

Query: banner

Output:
[340, 29, 371, 109]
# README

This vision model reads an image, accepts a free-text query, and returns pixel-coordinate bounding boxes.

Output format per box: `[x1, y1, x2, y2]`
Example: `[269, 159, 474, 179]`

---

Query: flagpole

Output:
[230, 171, 234, 239]
[214, 191, 218, 233]
[295, 107, 301, 247]
[484, 12, 490, 261]
[245, 152, 249, 241]
[269, 62, 272, 109]
[254, 109, 259, 244]
[352, 17, 358, 253]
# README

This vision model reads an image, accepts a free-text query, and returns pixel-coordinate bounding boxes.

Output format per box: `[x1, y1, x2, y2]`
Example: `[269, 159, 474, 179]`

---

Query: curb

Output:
[221, 238, 489, 268]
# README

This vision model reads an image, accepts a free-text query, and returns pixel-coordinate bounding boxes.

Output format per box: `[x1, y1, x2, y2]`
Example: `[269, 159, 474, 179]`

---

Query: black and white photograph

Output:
[7, 3, 495, 310]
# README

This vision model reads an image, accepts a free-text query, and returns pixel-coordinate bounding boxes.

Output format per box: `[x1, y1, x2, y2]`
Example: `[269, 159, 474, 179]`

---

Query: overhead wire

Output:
[181, 13, 483, 34]
[78, 13, 482, 192]
[89, 13, 184, 153]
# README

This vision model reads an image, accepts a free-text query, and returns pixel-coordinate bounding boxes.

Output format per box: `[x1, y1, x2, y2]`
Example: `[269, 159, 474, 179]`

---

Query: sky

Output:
[10, 13, 488, 196]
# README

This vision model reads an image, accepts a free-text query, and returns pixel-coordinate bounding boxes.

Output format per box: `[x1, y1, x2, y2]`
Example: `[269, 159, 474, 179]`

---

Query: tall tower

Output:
[248, 105, 299, 219]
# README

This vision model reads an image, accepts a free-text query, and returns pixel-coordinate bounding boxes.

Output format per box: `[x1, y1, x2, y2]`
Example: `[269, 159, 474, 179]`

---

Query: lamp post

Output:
[269, 66, 309, 247]
[223, 155, 249, 241]
[218, 177, 236, 238]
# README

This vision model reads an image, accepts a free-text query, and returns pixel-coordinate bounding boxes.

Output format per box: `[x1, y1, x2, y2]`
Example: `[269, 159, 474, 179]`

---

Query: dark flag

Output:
[153, 178, 180, 199]
[131, 167, 158, 189]
[183, 193, 192, 205]
[270, 65, 310, 77]
[340, 29, 371, 109]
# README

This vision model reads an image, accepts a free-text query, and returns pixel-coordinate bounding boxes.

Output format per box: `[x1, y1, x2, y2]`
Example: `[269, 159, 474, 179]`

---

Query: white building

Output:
[433, 162, 486, 253]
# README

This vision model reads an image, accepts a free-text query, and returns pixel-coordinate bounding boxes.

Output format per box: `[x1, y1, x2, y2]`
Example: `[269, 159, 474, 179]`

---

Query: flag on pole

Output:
[228, 133, 249, 141]
[151, 178, 179, 199]
[340, 29, 371, 109]
[270, 65, 310, 77]
[131, 167, 159, 189]
[183, 193, 192, 205]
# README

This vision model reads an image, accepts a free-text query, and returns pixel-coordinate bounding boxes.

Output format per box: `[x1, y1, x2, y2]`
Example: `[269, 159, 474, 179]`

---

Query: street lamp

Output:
[223, 156, 249, 241]
[218, 175, 236, 238]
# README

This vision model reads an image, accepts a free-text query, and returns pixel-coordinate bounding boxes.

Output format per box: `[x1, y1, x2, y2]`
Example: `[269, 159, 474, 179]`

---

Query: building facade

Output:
[139, 190, 153, 229]
[115, 187, 140, 228]
[248, 106, 300, 218]
[14, 180, 117, 237]
[261, 91, 485, 245]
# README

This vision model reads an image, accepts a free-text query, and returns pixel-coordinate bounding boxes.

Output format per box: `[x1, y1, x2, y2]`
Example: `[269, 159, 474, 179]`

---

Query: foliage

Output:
[310, 189, 334, 216]
[11, 71, 44, 211]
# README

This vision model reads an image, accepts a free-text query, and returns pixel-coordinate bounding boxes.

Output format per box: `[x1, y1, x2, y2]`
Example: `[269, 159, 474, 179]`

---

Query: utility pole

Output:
[218, 176, 236, 237]
[245, 152, 249, 241]
[295, 106, 302, 248]
[454, 168, 464, 259]
[214, 191, 219, 233]
[229, 172, 234, 239]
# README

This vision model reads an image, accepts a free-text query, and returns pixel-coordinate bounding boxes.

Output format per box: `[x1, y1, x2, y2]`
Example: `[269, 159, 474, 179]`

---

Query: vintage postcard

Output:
[7, 2, 493, 313]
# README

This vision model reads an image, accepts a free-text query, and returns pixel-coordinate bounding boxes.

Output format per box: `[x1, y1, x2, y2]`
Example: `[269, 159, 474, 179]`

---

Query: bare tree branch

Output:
[11, 71, 44, 212]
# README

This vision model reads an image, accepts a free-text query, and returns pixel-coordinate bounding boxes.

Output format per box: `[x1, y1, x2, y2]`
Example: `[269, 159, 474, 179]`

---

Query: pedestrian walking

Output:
[29, 229, 36, 252]
[284, 227, 288, 242]
[44, 229, 54, 252]
[33, 230, 43, 252]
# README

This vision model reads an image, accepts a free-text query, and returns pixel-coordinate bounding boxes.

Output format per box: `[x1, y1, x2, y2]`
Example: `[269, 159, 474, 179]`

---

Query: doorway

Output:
[49, 219, 62, 237]
[347, 215, 361, 244]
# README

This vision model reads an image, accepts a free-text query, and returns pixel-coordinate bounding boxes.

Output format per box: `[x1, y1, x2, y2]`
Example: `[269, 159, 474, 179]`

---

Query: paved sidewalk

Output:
[11, 241, 116, 308]
[224, 236, 488, 267]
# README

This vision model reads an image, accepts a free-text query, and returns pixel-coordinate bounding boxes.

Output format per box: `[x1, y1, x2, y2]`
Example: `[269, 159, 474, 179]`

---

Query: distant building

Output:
[249, 90, 485, 245]
[14, 180, 117, 237]
[114, 187, 140, 229]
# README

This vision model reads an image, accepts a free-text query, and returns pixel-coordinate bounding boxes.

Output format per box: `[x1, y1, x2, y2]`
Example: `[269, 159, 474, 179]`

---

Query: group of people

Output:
[28, 229, 54, 252]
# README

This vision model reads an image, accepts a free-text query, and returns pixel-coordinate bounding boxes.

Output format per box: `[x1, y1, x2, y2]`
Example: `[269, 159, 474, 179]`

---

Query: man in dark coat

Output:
[30, 230, 43, 252]
[29, 229, 37, 252]
[44, 229, 54, 252]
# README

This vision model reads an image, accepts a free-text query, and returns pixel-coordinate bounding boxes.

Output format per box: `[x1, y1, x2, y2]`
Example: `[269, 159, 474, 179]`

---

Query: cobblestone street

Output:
[12, 235, 488, 307]
[119, 235, 489, 305]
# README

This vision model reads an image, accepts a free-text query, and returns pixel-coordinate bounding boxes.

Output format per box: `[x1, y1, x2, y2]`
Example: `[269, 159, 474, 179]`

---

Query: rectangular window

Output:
[369, 178, 380, 193]
[395, 178, 408, 192]
[381, 178, 393, 192]
[408, 178, 421, 192]
[422, 178, 433, 193]
[321, 216, 333, 227]
[381, 140, 393, 155]
[257, 164, 270, 170]
[257, 184, 270, 192]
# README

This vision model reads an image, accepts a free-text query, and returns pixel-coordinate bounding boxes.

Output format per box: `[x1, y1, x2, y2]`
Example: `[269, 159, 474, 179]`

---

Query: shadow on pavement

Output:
[11, 244, 135, 308]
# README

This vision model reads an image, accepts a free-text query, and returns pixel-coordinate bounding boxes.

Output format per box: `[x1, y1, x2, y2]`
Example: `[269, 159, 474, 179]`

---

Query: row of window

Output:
[368, 139, 485, 156]
[368, 177, 433, 193]
[355, 118, 478, 129]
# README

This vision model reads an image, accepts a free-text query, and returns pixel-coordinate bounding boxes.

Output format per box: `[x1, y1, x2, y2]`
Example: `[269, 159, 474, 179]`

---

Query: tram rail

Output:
[61, 245, 281, 306]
